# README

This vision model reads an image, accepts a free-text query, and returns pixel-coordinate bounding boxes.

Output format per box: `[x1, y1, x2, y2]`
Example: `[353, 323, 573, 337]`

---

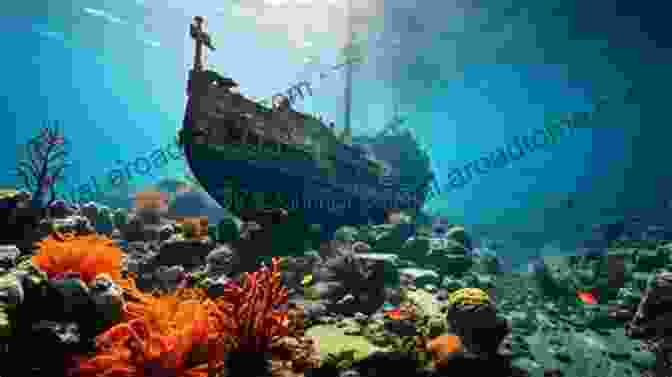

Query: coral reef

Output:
[11, 120, 71, 209]
[6, 189, 672, 377]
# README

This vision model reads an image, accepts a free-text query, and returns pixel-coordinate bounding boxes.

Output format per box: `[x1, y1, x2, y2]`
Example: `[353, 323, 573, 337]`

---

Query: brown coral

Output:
[269, 303, 320, 375]
[178, 217, 209, 239]
[32, 232, 123, 284]
[134, 191, 169, 212]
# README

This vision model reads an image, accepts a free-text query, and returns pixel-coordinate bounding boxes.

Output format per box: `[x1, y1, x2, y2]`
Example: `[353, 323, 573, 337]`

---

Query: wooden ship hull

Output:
[181, 17, 435, 234]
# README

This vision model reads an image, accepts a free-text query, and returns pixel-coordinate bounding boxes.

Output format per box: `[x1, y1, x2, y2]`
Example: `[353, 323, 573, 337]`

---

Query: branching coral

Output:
[70, 259, 295, 377]
[213, 257, 290, 354]
[11, 120, 71, 208]
[32, 232, 123, 284]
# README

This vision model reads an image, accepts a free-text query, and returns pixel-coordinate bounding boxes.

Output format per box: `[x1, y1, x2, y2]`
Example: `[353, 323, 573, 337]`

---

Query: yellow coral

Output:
[447, 288, 490, 306]
[32, 232, 123, 284]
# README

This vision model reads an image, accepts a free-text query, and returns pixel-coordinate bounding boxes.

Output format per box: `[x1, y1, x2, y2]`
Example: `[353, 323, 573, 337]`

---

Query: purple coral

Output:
[12, 120, 71, 209]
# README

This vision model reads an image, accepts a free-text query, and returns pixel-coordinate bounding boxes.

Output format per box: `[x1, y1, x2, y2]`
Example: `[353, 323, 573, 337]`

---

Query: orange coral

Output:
[71, 279, 227, 377]
[426, 334, 464, 369]
[32, 232, 123, 284]
[213, 257, 290, 354]
[71, 260, 292, 377]
[72, 300, 217, 377]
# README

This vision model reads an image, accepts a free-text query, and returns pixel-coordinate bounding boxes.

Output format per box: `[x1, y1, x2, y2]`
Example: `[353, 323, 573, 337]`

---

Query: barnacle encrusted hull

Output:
[181, 69, 434, 233]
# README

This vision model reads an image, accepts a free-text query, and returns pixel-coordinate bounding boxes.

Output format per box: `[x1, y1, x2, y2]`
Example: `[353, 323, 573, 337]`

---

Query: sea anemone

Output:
[32, 232, 123, 284]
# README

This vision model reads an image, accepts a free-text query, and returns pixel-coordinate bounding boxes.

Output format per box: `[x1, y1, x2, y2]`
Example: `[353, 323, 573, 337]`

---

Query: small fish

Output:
[272, 303, 289, 311]
[384, 308, 403, 320]
[301, 274, 313, 286]
[665, 199, 672, 210]
[382, 302, 396, 311]
[566, 199, 574, 209]
[577, 290, 598, 305]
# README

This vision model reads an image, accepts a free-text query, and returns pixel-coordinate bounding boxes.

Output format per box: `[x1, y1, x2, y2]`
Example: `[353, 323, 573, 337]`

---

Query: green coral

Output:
[305, 324, 388, 366]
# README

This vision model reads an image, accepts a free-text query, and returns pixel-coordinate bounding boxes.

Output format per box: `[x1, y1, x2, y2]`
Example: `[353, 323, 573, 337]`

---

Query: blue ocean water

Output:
[2, 0, 672, 268]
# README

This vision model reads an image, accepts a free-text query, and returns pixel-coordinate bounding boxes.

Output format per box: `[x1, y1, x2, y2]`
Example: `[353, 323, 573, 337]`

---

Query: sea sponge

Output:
[426, 334, 464, 369]
[179, 216, 209, 239]
[447, 287, 490, 307]
[134, 190, 169, 211]
[31, 232, 122, 284]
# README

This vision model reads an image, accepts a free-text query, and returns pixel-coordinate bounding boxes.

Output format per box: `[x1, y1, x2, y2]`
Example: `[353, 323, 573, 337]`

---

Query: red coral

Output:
[213, 257, 290, 353]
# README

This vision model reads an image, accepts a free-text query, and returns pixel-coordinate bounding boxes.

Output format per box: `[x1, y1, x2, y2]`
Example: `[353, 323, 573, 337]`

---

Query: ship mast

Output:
[342, 0, 354, 145]
[190, 16, 216, 72]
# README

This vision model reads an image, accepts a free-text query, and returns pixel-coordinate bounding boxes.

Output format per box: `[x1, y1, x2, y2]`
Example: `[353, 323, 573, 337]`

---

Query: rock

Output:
[205, 244, 239, 278]
[111, 208, 129, 229]
[398, 268, 440, 288]
[80, 202, 99, 227]
[47, 199, 74, 219]
[48, 277, 93, 317]
[119, 213, 145, 241]
[50, 215, 95, 235]
[23, 321, 91, 371]
[0, 245, 20, 270]
[156, 239, 216, 269]
[168, 189, 233, 225]
[92, 206, 114, 235]
[88, 274, 124, 332]
[334, 226, 359, 242]
[156, 265, 186, 291]
[510, 357, 540, 375]
[352, 242, 372, 254]
[441, 275, 467, 291]
[634, 248, 667, 271]
[215, 217, 241, 243]
[630, 349, 656, 369]
[355, 253, 399, 285]
[446, 225, 473, 250]
[368, 224, 415, 254]
[205, 275, 234, 297]
[627, 271, 672, 338]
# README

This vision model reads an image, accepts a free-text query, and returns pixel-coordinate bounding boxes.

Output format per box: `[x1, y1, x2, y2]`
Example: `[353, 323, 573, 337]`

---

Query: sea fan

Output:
[32, 232, 122, 284]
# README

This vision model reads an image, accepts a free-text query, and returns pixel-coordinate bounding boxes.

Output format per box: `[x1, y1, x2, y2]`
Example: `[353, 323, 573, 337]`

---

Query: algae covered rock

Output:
[445, 225, 473, 251]
[305, 323, 388, 364]
[366, 224, 415, 253]
[399, 268, 440, 288]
